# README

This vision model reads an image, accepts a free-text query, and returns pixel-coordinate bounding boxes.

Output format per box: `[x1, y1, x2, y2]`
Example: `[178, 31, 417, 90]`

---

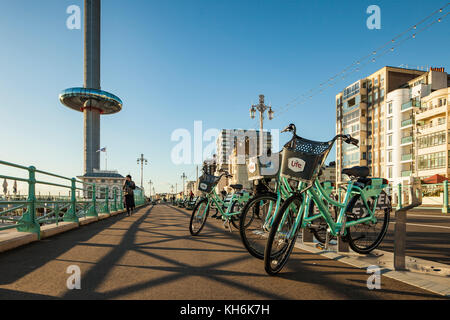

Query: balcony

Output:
[401, 136, 413, 144]
[401, 154, 413, 161]
[401, 170, 412, 177]
[401, 119, 413, 127]
[401, 101, 413, 111]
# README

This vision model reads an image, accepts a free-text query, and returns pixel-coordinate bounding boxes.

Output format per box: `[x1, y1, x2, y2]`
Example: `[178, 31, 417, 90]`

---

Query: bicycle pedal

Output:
[316, 243, 325, 250]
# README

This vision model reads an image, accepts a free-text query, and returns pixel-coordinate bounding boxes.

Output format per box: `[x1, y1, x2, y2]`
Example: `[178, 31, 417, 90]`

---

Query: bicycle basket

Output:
[280, 136, 332, 182]
[247, 153, 281, 181]
[198, 173, 219, 193]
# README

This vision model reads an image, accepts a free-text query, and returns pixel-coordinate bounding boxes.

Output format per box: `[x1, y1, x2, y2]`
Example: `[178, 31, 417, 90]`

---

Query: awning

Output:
[422, 174, 449, 184]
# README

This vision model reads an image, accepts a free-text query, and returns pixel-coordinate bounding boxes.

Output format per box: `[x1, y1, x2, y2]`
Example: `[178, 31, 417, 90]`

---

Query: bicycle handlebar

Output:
[281, 124, 359, 149]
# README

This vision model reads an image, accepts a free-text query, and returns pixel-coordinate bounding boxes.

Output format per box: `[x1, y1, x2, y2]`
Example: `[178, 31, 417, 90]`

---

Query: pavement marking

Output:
[390, 222, 450, 230]
[407, 214, 450, 218]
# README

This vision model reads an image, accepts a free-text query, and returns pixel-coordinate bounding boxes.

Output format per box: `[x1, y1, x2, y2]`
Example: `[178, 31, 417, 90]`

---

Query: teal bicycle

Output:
[239, 157, 338, 260]
[189, 170, 250, 235]
[264, 124, 391, 275]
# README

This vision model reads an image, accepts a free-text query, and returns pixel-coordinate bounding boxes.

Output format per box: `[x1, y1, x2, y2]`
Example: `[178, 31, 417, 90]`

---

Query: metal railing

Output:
[401, 119, 413, 127]
[0, 160, 146, 239]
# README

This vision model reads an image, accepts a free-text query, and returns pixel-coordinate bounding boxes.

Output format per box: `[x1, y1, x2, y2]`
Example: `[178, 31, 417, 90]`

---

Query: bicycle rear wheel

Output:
[189, 199, 210, 236]
[264, 194, 303, 275]
[239, 192, 278, 260]
[345, 190, 390, 254]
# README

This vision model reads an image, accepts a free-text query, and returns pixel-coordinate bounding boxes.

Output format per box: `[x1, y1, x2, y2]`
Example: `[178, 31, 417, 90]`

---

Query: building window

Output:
[387, 135, 392, 147]
[388, 102, 393, 114]
[419, 151, 446, 170]
[388, 167, 392, 179]
[388, 119, 392, 131]
[388, 150, 392, 163]
[418, 131, 446, 149]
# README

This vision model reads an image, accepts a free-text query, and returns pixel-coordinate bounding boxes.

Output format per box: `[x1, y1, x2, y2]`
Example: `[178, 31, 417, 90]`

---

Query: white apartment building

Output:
[385, 68, 449, 186]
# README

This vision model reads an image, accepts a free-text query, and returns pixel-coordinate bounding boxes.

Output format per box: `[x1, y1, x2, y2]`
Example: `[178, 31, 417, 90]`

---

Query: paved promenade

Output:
[0, 205, 446, 300]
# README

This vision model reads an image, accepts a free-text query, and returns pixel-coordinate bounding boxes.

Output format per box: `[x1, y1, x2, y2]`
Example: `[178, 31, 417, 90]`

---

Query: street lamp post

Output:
[181, 173, 187, 196]
[250, 94, 274, 156]
[148, 179, 152, 198]
[137, 153, 148, 189]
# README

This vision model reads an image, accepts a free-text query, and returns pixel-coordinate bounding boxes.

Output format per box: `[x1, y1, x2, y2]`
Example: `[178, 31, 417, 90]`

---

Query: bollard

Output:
[394, 208, 407, 270]
[338, 235, 349, 252]
[302, 228, 314, 243]
[442, 180, 449, 214]
[396, 183, 402, 210]
[394, 180, 422, 271]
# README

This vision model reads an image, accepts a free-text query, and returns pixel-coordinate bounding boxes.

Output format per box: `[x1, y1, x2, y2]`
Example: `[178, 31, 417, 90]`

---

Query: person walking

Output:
[123, 175, 136, 216]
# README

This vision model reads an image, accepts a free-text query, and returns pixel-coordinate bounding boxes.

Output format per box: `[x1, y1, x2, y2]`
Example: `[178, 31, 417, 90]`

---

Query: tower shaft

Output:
[84, 0, 101, 174]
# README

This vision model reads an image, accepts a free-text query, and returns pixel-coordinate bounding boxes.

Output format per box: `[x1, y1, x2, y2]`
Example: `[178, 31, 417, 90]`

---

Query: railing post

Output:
[64, 178, 79, 223]
[111, 188, 118, 212]
[442, 181, 449, 214]
[396, 183, 402, 210]
[55, 203, 60, 226]
[87, 184, 98, 217]
[100, 186, 110, 214]
[120, 188, 124, 210]
[17, 166, 40, 238]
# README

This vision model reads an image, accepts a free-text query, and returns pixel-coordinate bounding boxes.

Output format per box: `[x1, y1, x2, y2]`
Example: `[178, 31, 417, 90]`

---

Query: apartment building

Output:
[215, 129, 272, 191]
[336, 66, 450, 186]
[385, 68, 449, 185]
[216, 129, 272, 166]
[336, 66, 426, 183]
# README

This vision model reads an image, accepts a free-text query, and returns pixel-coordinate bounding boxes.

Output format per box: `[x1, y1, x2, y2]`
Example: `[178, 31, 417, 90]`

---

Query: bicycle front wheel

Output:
[189, 199, 210, 236]
[264, 194, 303, 275]
[239, 192, 278, 260]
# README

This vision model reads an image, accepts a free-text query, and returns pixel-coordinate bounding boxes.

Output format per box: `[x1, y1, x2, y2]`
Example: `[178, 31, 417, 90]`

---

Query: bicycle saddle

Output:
[342, 166, 370, 178]
[230, 184, 243, 190]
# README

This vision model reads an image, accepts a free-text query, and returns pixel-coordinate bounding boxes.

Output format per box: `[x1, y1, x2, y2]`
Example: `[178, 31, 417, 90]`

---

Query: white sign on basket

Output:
[248, 161, 257, 173]
[199, 183, 208, 190]
[288, 157, 306, 173]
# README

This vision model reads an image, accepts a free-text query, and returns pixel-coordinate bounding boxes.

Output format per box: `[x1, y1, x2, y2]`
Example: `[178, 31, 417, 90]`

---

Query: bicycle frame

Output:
[195, 187, 245, 221]
[285, 178, 386, 239]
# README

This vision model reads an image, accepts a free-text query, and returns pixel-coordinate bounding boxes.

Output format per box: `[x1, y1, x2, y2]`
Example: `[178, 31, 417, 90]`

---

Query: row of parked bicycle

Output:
[178, 124, 392, 275]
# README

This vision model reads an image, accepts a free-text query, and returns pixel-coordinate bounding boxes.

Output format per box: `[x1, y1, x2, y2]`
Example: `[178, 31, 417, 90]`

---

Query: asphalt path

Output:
[0, 204, 445, 300]
[378, 210, 450, 265]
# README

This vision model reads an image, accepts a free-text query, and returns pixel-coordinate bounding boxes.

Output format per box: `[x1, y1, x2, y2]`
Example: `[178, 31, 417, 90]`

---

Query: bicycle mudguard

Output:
[361, 178, 388, 198]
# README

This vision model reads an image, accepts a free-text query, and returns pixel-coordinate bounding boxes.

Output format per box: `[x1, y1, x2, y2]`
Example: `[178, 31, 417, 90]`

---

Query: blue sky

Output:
[0, 0, 449, 194]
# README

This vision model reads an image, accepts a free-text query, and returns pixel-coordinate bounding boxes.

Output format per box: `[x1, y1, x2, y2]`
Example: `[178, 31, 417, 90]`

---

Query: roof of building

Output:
[78, 172, 125, 179]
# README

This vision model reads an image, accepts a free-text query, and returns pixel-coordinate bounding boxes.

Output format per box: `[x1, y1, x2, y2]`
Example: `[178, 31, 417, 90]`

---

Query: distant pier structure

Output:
[59, 0, 124, 197]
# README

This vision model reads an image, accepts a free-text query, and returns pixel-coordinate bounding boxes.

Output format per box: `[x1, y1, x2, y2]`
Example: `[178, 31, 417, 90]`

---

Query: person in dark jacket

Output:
[123, 175, 136, 216]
